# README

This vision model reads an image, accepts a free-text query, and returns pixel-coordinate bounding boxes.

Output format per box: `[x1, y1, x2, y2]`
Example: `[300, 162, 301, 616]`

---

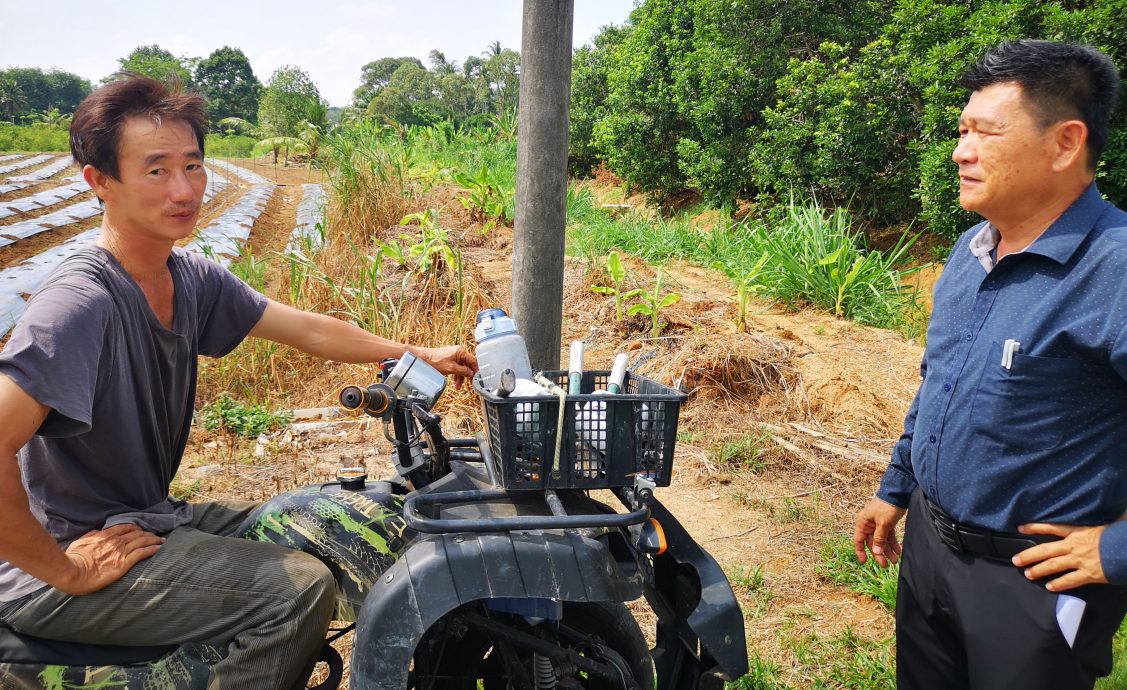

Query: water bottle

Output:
[474, 308, 533, 390]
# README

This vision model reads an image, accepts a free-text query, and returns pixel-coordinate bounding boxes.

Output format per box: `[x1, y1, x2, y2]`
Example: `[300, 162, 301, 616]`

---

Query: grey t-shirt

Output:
[0, 246, 267, 600]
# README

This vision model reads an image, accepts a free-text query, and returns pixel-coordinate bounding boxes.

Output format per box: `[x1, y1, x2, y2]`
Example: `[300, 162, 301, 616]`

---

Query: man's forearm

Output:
[0, 453, 79, 591]
[293, 311, 411, 363]
[250, 300, 411, 364]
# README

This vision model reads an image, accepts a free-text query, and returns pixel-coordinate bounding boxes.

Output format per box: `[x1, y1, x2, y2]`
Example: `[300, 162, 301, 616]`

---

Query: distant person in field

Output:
[853, 40, 1127, 689]
[0, 74, 476, 688]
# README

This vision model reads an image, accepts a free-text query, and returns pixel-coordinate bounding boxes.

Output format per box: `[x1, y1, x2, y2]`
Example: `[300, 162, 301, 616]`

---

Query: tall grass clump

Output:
[737, 200, 920, 329]
[322, 120, 422, 245]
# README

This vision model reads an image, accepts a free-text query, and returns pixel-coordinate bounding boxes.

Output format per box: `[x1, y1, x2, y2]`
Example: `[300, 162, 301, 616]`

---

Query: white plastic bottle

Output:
[474, 308, 533, 390]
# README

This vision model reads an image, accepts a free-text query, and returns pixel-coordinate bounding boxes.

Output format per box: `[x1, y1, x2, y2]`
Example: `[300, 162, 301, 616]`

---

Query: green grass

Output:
[711, 431, 772, 473]
[726, 629, 895, 690]
[565, 186, 922, 333]
[205, 133, 257, 158]
[817, 536, 899, 610]
[198, 394, 293, 438]
[1097, 620, 1127, 689]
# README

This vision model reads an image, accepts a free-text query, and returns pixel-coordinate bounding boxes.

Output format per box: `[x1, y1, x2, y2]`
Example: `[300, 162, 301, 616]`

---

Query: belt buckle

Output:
[948, 519, 965, 552]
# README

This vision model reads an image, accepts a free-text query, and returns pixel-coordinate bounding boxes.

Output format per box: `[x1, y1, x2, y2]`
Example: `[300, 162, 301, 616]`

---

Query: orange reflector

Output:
[650, 517, 668, 555]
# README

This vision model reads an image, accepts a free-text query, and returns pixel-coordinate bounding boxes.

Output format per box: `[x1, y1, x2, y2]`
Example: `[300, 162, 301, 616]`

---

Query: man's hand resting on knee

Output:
[60, 524, 165, 595]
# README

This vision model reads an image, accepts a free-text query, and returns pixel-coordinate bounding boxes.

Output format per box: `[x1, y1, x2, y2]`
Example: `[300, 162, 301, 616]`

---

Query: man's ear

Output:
[82, 164, 112, 203]
[1051, 119, 1089, 172]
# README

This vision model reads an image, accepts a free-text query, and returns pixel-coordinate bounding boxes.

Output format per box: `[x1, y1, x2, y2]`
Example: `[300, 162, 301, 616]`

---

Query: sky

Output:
[0, 1, 638, 107]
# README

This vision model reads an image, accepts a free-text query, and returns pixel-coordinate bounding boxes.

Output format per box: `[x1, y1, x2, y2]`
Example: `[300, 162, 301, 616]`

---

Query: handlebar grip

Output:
[339, 383, 393, 416]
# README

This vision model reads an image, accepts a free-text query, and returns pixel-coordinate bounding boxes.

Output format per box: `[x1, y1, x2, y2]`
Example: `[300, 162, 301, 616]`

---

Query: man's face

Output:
[99, 116, 206, 242]
[952, 82, 1061, 223]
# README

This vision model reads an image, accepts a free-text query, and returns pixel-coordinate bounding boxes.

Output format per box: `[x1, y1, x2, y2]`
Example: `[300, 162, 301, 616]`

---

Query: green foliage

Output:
[580, 0, 888, 208]
[591, 250, 628, 322]
[818, 536, 899, 610]
[1096, 618, 1127, 689]
[229, 243, 270, 291]
[114, 44, 192, 85]
[195, 46, 262, 126]
[572, 0, 1127, 239]
[0, 67, 90, 124]
[784, 626, 896, 689]
[624, 268, 682, 338]
[0, 122, 70, 151]
[711, 431, 771, 473]
[747, 200, 920, 329]
[354, 42, 520, 128]
[204, 133, 256, 158]
[728, 253, 770, 333]
[258, 66, 325, 142]
[199, 394, 293, 438]
[569, 24, 629, 176]
[452, 163, 513, 229]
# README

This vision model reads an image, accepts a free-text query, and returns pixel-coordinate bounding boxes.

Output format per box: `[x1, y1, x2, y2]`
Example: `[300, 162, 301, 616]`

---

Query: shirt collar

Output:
[1019, 183, 1107, 265]
[968, 223, 1000, 272]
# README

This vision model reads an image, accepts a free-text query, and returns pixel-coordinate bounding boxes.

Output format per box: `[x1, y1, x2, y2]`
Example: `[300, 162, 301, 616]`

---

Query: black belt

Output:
[924, 496, 1057, 562]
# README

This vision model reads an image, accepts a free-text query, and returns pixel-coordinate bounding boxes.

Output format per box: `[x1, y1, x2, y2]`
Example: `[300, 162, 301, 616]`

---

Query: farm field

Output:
[1, 141, 1123, 690]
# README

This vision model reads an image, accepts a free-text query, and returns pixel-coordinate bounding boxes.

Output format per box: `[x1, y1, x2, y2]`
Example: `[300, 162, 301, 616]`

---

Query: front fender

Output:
[350, 529, 643, 690]
[647, 499, 749, 686]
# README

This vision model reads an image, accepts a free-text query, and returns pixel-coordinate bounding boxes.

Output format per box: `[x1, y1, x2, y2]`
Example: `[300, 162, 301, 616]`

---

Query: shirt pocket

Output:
[970, 341, 1105, 451]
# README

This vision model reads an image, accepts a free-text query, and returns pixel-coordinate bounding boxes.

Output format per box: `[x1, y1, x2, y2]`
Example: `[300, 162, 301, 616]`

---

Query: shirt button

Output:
[943, 383, 952, 392]
[929, 435, 937, 444]
[965, 334, 972, 342]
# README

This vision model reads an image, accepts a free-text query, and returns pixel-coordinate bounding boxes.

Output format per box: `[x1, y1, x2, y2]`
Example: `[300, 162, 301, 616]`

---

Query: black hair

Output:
[70, 73, 208, 181]
[960, 40, 1121, 168]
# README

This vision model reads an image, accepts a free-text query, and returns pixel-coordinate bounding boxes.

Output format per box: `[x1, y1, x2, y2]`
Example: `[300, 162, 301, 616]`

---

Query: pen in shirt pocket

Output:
[1001, 339, 1021, 369]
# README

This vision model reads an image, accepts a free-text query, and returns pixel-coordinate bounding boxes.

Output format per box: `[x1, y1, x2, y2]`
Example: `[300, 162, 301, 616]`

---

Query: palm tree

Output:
[0, 78, 27, 124]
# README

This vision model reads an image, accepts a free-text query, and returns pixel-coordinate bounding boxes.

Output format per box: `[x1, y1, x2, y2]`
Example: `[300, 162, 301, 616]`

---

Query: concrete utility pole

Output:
[511, 0, 574, 371]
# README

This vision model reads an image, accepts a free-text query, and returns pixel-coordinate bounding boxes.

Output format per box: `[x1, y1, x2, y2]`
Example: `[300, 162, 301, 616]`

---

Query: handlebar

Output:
[339, 383, 394, 418]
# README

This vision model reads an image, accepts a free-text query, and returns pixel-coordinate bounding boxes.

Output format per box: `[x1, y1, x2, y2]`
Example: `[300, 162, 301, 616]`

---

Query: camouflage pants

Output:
[2, 501, 336, 690]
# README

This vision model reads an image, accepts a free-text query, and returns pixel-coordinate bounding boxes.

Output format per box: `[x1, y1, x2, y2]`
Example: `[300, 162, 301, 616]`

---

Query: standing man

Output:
[0, 74, 476, 688]
[854, 40, 1127, 689]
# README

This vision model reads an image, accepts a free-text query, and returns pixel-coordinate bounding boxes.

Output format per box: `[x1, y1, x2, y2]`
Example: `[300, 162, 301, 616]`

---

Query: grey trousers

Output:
[2, 501, 337, 690]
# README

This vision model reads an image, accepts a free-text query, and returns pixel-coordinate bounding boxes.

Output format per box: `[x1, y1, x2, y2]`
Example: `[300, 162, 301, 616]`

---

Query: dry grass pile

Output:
[640, 331, 797, 405]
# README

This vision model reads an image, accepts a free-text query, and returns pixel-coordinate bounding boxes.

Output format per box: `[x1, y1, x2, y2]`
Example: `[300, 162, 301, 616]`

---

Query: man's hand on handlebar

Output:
[59, 524, 164, 595]
[414, 346, 479, 389]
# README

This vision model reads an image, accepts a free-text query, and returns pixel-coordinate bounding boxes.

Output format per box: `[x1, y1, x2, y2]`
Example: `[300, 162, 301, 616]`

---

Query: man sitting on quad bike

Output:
[0, 74, 477, 689]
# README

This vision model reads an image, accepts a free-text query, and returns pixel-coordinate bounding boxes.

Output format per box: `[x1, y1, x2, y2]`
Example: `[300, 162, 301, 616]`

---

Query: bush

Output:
[0, 123, 70, 152]
[205, 133, 257, 158]
[575, 0, 1127, 240]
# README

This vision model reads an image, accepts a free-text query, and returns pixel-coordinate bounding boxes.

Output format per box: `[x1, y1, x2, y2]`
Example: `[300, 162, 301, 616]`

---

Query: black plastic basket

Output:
[474, 370, 687, 490]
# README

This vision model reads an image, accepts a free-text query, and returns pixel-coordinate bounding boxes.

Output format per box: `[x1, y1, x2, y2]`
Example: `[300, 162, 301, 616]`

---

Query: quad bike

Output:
[0, 355, 748, 689]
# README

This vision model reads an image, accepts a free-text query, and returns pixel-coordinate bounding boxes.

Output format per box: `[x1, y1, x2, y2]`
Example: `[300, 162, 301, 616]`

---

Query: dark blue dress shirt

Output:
[878, 183, 1127, 582]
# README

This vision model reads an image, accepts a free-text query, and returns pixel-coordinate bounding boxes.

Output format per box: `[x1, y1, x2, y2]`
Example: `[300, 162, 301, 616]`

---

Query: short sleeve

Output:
[0, 286, 112, 436]
[187, 255, 268, 358]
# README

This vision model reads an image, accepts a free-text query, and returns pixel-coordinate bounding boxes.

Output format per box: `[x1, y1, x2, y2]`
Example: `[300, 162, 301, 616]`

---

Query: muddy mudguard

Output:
[646, 499, 749, 688]
[349, 529, 643, 690]
[238, 484, 412, 622]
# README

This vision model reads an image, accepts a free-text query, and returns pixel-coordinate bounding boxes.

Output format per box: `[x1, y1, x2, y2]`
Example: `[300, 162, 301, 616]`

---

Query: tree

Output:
[114, 45, 193, 85]
[258, 66, 325, 162]
[366, 62, 442, 126]
[352, 57, 425, 109]
[0, 77, 26, 123]
[482, 46, 521, 116]
[43, 70, 91, 114]
[569, 24, 629, 175]
[195, 46, 262, 126]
